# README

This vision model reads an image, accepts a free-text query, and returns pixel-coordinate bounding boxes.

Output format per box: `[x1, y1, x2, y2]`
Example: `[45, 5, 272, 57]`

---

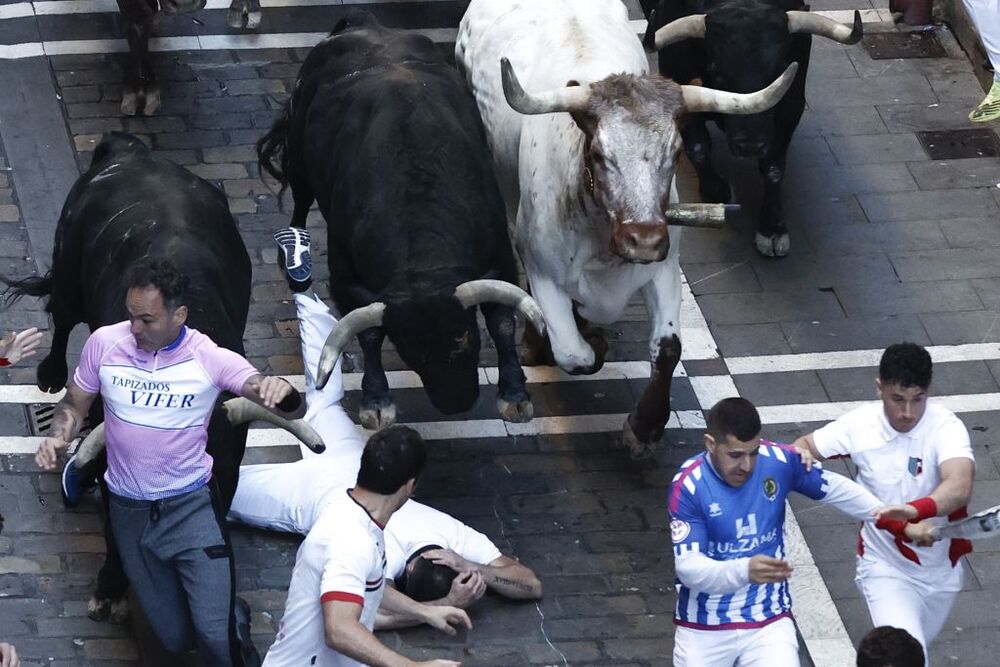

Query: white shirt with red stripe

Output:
[813, 402, 974, 589]
[263, 490, 386, 667]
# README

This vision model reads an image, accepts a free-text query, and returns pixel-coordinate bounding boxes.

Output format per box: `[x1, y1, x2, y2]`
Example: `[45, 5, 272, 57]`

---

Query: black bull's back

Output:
[258, 11, 533, 423]
[285, 18, 509, 295]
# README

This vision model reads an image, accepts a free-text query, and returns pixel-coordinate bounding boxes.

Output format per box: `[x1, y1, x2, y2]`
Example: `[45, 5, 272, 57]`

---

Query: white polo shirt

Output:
[263, 490, 386, 667]
[384, 500, 503, 581]
[813, 402, 974, 588]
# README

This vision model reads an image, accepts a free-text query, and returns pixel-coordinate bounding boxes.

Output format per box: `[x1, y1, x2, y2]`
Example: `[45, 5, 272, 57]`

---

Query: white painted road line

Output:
[727, 342, 1000, 376]
[0, 13, 892, 59]
[0, 410, 706, 453]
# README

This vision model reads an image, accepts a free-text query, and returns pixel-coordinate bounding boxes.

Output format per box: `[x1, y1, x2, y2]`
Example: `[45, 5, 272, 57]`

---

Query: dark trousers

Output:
[109, 482, 243, 667]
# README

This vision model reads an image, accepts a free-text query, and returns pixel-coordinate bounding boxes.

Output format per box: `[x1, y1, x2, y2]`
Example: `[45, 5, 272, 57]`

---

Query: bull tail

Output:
[256, 105, 292, 201]
[0, 272, 52, 306]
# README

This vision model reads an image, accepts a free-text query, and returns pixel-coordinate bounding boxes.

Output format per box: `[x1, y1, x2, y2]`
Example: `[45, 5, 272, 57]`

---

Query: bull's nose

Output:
[611, 223, 669, 263]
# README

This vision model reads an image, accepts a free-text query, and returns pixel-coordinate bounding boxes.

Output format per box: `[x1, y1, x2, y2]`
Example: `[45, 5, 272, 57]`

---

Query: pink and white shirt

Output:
[74, 321, 259, 500]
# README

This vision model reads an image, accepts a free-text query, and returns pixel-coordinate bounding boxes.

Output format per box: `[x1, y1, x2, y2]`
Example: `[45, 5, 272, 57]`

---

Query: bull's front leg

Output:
[755, 152, 790, 258]
[526, 274, 604, 375]
[623, 260, 682, 459]
[682, 119, 731, 206]
[481, 303, 532, 423]
[357, 327, 395, 430]
[116, 0, 158, 116]
[227, 0, 262, 30]
[755, 112, 801, 258]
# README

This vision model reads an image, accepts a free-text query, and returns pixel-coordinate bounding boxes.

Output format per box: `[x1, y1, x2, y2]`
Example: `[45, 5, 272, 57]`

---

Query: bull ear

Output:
[564, 80, 596, 136]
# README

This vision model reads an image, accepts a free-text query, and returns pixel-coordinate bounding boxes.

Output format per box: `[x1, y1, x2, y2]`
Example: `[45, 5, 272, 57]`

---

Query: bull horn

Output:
[787, 10, 862, 44]
[501, 57, 591, 115]
[453, 279, 546, 335]
[681, 62, 799, 115]
[651, 14, 707, 50]
[316, 302, 387, 390]
[221, 397, 326, 454]
[75, 424, 106, 468]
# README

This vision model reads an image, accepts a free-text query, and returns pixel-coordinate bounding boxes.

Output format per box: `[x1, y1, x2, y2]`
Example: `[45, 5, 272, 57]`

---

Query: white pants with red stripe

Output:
[672, 616, 799, 667]
[856, 570, 959, 666]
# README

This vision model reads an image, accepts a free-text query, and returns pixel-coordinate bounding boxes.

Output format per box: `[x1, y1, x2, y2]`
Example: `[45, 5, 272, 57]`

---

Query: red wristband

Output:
[876, 517, 909, 539]
[907, 496, 938, 521]
[0, 357, 9, 367]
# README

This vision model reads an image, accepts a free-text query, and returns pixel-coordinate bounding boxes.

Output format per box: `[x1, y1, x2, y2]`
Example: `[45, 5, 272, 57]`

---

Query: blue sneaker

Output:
[61, 453, 87, 508]
[273, 227, 312, 290]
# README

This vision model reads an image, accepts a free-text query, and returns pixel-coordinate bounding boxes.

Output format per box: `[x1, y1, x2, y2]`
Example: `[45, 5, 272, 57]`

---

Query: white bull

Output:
[457, 0, 796, 457]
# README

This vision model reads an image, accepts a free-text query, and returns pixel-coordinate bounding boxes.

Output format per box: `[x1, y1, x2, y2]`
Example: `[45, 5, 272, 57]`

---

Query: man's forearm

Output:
[927, 459, 975, 516]
[48, 398, 85, 442]
[479, 564, 542, 599]
[326, 618, 412, 667]
[675, 553, 751, 594]
[818, 471, 882, 521]
[380, 584, 432, 622]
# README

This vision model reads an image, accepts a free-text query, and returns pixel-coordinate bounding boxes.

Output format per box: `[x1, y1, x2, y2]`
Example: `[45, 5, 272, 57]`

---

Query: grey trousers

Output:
[109, 482, 243, 666]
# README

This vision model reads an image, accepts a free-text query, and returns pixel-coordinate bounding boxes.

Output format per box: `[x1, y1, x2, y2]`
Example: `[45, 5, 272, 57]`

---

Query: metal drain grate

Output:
[862, 31, 946, 60]
[916, 129, 1000, 160]
[26, 403, 91, 436]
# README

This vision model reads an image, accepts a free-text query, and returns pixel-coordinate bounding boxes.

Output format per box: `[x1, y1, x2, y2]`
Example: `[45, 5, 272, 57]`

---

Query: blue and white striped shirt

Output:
[668, 441, 834, 630]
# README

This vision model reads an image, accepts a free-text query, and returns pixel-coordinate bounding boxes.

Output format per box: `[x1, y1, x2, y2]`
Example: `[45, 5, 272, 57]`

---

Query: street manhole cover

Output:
[26, 403, 91, 436]
[916, 129, 1000, 160]
[862, 31, 946, 59]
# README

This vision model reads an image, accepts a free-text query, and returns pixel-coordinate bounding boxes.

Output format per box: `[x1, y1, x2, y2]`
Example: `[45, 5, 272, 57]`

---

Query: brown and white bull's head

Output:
[500, 58, 798, 263]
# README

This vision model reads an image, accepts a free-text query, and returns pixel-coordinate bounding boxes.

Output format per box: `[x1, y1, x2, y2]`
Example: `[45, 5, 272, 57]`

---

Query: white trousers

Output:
[856, 572, 958, 666]
[673, 617, 799, 667]
[962, 0, 1000, 79]
[228, 292, 365, 534]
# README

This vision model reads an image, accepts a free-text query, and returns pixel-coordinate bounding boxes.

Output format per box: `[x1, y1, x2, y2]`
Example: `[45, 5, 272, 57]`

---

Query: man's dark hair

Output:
[124, 258, 189, 311]
[857, 626, 924, 667]
[878, 343, 932, 390]
[706, 397, 761, 443]
[356, 425, 427, 495]
[396, 544, 457, 602]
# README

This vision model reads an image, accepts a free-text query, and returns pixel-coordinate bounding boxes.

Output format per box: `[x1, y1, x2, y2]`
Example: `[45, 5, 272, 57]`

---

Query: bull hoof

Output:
[120, 92, 138, 117]
[109, 598, 130, 624]
[141, 89, 161, 116]
[584, 330, 608, 369]
[755, 232, 790, 258]
[88, 596, 128, 623]
[622, 416, 658, 460]
[497, 397, 533, 423]
[359, 403, 396, 431]
[36, 356, 68, 393]
[227, 7, 262, 30]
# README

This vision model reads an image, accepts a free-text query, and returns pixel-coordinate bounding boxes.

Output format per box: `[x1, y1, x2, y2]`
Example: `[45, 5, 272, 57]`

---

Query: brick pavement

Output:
[1, 0, 1000, 665]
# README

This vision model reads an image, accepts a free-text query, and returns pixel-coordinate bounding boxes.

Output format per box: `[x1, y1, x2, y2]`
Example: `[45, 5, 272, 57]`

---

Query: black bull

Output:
[641, 0, 860, 257]
[257, 11, 537, 429]
[116, 0, 261, 116]
[2, 132, 252, 620]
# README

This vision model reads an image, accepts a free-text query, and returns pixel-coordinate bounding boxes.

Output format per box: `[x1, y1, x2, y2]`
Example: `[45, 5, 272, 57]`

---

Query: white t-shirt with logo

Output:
[263, 490, 386, 667]
[813, 402, 974, 588]
[384, 500, 503, 581]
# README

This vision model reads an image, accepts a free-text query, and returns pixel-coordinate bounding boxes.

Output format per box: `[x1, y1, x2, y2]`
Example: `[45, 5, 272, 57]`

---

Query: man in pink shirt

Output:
[35, 258, 304, 667]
